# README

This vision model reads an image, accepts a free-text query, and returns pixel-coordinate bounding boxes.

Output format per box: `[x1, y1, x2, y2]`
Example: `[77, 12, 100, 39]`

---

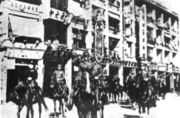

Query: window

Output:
[126, 41, 132, 57]
[72, 28, 87, 49]
[51, 0, 68, 10]
[143, 38, 145, 42]
[44, 20, 67, 45]
[109, 17, 120, 34]
[143, 54, 145, 59]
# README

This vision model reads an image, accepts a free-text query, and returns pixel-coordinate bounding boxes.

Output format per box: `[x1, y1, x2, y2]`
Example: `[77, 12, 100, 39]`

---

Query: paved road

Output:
[1, 93, 180, 118]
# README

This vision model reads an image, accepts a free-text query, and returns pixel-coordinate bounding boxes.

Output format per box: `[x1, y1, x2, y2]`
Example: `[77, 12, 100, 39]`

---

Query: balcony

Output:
[108, 0, 120, 13]
[124, 6, 133, 17]
[156, 35, 164, 47]
[92, 0, 106, 8]
[147, 48, 154, 61]
[9, 0, 41, 15]
[156, 18, 164, 30]
[147, 16, 156, 28]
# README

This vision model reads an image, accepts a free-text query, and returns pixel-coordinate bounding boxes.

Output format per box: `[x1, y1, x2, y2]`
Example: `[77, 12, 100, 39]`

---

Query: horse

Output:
[69, 52, 105, 118]
[50, 77, 69, 117]
[138, 77, 157, 114]
[125, 75, 139, 106]
[110, 76, 123, 103]
[66, 70, 99, 118]
[10, 81, 48, 118]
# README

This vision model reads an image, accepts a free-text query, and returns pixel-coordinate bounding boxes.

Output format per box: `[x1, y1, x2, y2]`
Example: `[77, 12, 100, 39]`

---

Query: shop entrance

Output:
[123, 67, 133, 85]
[43, 61, 65, 98]
[6, 66, 29, 102]
[109, 66, 118, 79]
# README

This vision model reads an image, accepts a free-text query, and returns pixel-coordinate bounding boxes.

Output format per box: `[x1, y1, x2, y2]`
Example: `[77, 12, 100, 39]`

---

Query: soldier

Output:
[50, 64, 67, 92]
[26, 65, 39, 93]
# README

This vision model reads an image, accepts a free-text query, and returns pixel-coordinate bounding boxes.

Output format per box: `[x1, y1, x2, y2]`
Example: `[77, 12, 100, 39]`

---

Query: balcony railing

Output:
[109, 25, 120, 34]
[108, 1, 120, 12]
[147, 17, 155, 26]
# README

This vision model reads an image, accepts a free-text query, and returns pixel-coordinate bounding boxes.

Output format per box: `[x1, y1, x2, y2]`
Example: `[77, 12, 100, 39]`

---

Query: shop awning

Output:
[9, 15, 43, 39]
[43, 45, 72, 63]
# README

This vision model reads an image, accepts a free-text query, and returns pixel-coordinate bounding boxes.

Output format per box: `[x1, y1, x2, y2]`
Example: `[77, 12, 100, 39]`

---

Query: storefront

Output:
[43, 45, 72, 97]
[2, 46, 44, 102]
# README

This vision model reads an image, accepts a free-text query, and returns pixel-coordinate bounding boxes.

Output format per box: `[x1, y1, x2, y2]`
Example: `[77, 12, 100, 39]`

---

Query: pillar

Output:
[118, 66, 123, 86]
[66, 24, 73, 91]
[0, 57, 7, 104]
[65, 59, 72, 92]
[37, 60, 44, 88]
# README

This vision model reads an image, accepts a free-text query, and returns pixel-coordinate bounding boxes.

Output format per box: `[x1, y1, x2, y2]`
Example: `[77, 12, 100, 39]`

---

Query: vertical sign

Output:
[94, 9, 105, 63]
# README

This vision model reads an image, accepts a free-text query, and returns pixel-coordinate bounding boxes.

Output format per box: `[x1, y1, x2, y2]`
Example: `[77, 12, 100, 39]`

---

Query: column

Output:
[0, 57, 7, 104]
[37, 60, 44, 88]
[118, 66, 123, 86]
[66, 24, 73, 91]
[65, 59, 72, 92]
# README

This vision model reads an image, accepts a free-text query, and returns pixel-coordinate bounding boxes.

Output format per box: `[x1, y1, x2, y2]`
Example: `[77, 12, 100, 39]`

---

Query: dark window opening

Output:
[147, 26, 155, 44]
[51, 0, 68, 11]
[72, 28, 87, 49]
[109, 37, 119, 51]
[44, 20, 67, 45]
[164, 36, 170, 49]
[109, 17, 120, 34]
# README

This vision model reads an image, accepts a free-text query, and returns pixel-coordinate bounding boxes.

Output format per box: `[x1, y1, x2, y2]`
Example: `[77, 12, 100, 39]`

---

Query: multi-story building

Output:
[0, 0, 179, 104]
[132, 0, 180, 91]
[0, 0, 45, 104]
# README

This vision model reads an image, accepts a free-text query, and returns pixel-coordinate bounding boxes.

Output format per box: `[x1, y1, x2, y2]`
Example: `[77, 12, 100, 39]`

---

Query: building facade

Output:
[0, 0, 179, 104]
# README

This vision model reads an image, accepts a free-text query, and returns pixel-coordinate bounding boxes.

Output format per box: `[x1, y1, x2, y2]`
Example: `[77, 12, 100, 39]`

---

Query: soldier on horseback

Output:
[50, 64, 67, 92]
[26, 65, 39, 94]
[50, 64, 69, 116]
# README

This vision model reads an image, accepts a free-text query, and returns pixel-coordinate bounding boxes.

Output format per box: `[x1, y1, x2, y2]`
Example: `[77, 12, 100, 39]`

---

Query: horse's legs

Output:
[147, 106, 150, 115]
[61, 99, 65, 117]
[38, 102, 42, 118]
[59, 100, 62, 115]
[138, 104, 141, 114]
[38, 89, 48, 110]
[26, 105, 30, 118]
[99, 106, 104, 118]
[17, 104, 24, 118]
[53, 99, 57, 114]
[30, 105, 34, 118]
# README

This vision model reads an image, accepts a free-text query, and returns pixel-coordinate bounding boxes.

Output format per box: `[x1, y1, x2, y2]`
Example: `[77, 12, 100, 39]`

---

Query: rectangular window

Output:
[72, 28, 87, 49]
[51, 0, 68, 10]
[44, 20, 67, 44]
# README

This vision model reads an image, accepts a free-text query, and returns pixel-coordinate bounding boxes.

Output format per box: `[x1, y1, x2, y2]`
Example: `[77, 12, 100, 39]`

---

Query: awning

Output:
[9, 15, 43, 39]
[43, 45, 72, 63]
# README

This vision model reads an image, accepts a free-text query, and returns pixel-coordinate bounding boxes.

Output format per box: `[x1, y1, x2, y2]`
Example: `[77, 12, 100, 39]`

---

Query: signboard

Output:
[48, 8, 73, 25]
[94, 9, 105, 63]
[95, 29, 104, 63]
[5, 48, 44, 60]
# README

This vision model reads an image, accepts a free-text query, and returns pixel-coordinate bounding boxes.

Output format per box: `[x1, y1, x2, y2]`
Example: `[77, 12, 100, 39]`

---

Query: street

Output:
[1, 92, 180, 118]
